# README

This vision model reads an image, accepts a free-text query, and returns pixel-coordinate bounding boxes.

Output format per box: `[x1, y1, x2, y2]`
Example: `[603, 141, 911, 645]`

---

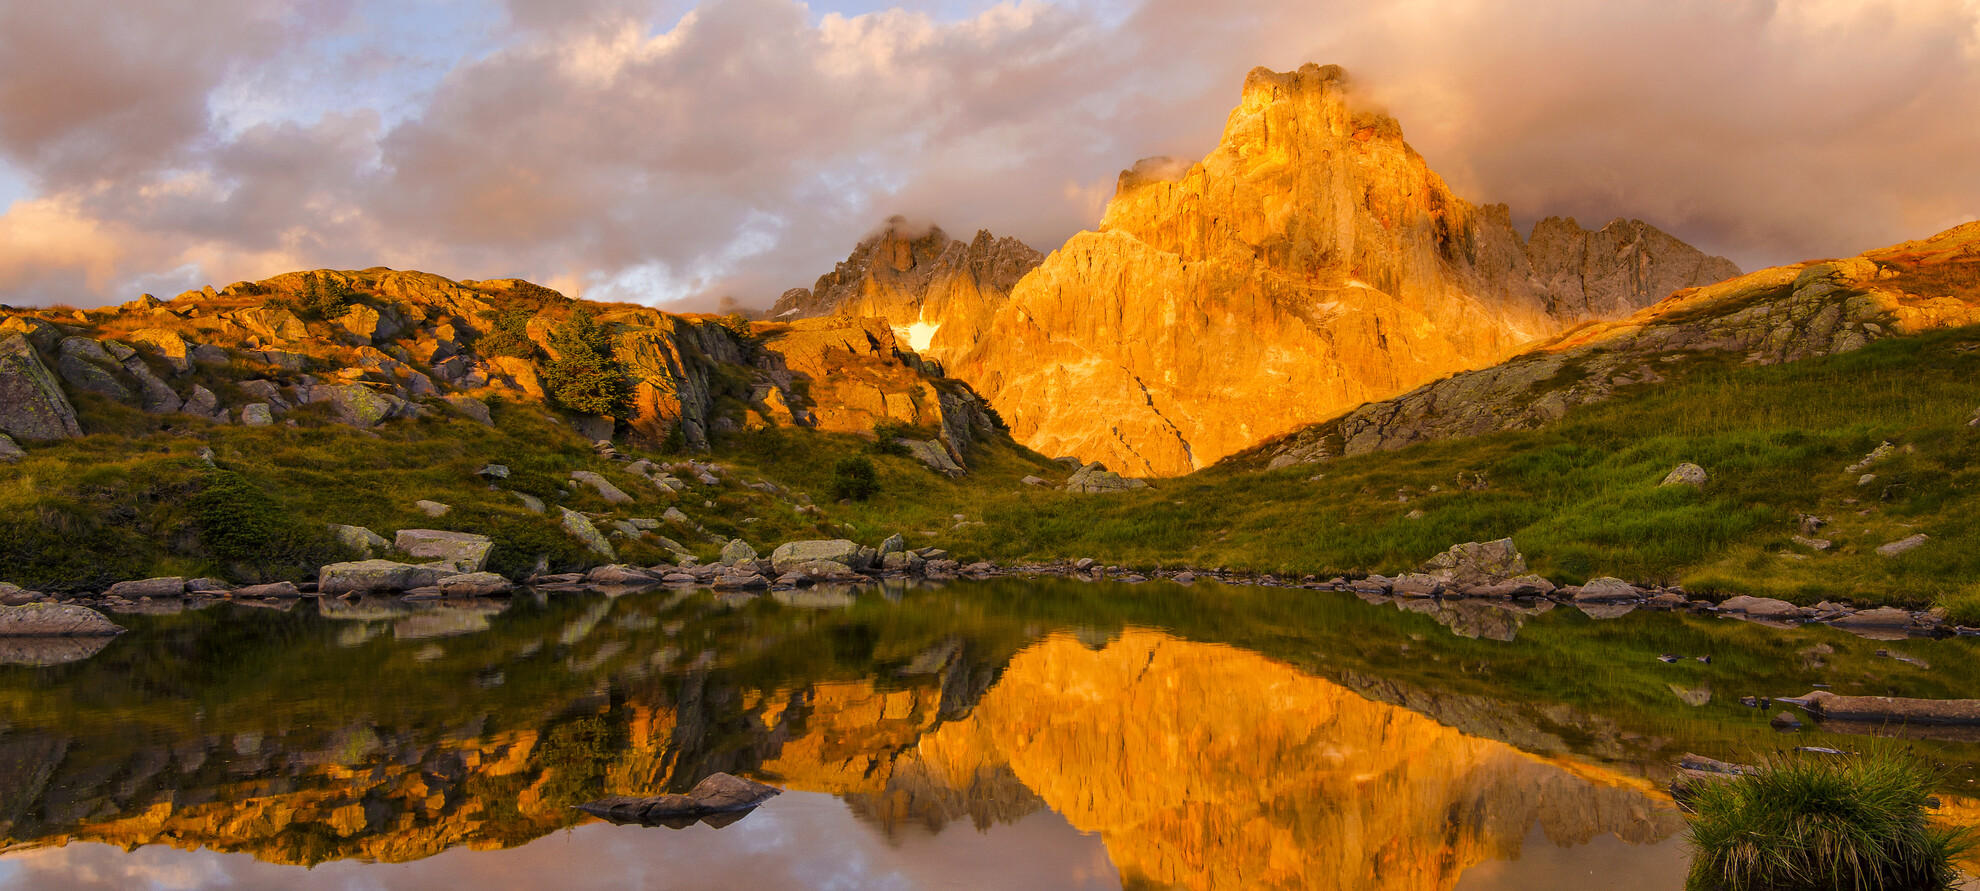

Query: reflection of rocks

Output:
[1393, 598, 1531, 642]
[0, 634, 115, 666]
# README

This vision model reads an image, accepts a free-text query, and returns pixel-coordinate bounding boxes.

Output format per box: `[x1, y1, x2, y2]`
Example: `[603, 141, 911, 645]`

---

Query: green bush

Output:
[275, 272, 357, 322]
[189, 469, 333, 577]
[540, 309, 632, 418]
[476, 308, 541, 360]
[1684, 749, 1972, 891]
[828, 456, 879, 502]
[869, 420, 914, 457]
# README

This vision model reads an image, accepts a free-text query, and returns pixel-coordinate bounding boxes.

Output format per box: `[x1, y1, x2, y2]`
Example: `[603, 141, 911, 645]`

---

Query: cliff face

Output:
[771, 218, 1043, 372]
[1246, 220, 1980, 467]
[943, 64, 1736, 476]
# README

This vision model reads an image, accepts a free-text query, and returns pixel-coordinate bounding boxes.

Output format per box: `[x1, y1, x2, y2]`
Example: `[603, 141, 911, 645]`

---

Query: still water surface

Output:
[2, 578, 1976, 890]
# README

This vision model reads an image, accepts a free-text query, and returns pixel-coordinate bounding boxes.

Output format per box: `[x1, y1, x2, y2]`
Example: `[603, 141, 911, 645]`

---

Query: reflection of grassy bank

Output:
[1685, 750, 1972, 890]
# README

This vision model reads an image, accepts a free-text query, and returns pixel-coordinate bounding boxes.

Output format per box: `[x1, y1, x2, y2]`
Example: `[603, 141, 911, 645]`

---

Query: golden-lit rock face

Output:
[902, 631, 1683, 890]
[951, 64, 1736, 476]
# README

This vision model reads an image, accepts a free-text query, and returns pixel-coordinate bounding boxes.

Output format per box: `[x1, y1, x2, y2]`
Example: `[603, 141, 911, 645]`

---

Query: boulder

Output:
[713, 573, 770, 590]
[328, 524, 390, 557]
[512, 491, 546, 513]
[477, 464, 510, 480]
[1064, 462, 1150, 493]
[1573, 577, 1642, 602]
[899, 439, 965, 476]
[240, 403, 275, 426]
[1799, 690, 1980, 725]
[571, 471, 634, 504]
[0, 333, 83, 441]
[415, 500, 451, 518]
[1832, 606, 1914, 628]
[1660, 463, 1708, 488]
[118, 351, 183, 413]
[587, 564, 658, 585]
[233, 582, 300, 598]
[1718, 595, 1804, 619]
[104, 577, 186, 599]
[577, 772, 782, 825]
[881, 551, 926, 573]
[318, 560, 461, 595]
[310, 383, 405, 428]
[1417, 539, 1527, 586]
[446, 395, 493, 425]
[0, 603, 125, 636]
[395, 529, 494, 572]
[54, 337, 130, 399]
[1875, 534, 1929, 557]
[719, 539, 759, 566]
[128, 328, 193, 373]
[0, 434, 23, 463]
[770, 540, 864, 574]
[438, 572, 513, 597]
[559, 507, 616, 560]
[183, 384, 221, 419]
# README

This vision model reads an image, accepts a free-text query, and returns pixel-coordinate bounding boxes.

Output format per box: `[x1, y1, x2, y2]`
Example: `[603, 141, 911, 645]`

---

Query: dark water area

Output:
[3, 579, 1978, 890]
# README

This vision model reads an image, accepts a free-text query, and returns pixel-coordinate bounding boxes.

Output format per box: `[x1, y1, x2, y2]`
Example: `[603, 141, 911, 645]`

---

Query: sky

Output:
[0, 0, 1976, 310]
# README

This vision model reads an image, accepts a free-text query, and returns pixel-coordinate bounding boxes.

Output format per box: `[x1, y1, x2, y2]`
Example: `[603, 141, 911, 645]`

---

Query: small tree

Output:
[828, 456, 879, 502]
[539, 309, 631, 418]
[278, 272, 357, 322]
[476, 307, 540, 359]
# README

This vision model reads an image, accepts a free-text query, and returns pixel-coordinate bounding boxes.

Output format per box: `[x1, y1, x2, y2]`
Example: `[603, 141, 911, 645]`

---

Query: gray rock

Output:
[571, 471, 633, 504]
[881, 551, 926, 573]
[1021, 475, 1049, 486]
[1876, 534, 1929, 557]
[0, 602, 125, 636]
[1063, 461, 1150, 493]
[477, 464, 510, 480]
[899, 439, 965, 476]
[559, 507, 616, 560]
[1660, 463, 1708, 488]
[118, 351, 182, 414]
[438, 572, 512, 597]
[233, 582, 300, 598]
[1417, 538, 1527, 586]
[1845, 442, 1895, 474]
[1719, 595, 1804, 619]
[0, 433, 23, 463]
[238, 379, 291, 409]
[1791, 535, 1832, 551]
[878, 533, 907, 556]
[1800, 690, 1980, 725]
[104, 577, 186, 599]
[395, 529, 494, 572]
[54, 337, 131, 399]
[240, 403, 275, 426]
[1832, 606, 1914, 628]
[415, 500, 452, 518]
[328, 524, 390, 557]
[190, 344, 230, 364]
[1573, 577, 1642, 602]
[713, 573, 770, 590]
[0, 333, 83, 441]
[318, 560, 461, 595]
[720, 539, 759, 566]
[446, 395, 493, 425]
[182, 384, 220, 419]
[770, 540, 864, 575]
[310, 382, 406, 428]
[512, 491, 546, 513]
[587, 564, 658, 585]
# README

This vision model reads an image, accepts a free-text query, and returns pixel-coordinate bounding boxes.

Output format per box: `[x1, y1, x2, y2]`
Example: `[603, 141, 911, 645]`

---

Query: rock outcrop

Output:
[935, 64, 1733, 476]
[1248, 220, 1980, 465]
[0, 334, 83, 442]
[771, 218, 1043, 372]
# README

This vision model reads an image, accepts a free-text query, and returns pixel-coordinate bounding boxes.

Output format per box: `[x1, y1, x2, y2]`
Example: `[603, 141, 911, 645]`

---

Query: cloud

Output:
[0, 0, 1976, 308]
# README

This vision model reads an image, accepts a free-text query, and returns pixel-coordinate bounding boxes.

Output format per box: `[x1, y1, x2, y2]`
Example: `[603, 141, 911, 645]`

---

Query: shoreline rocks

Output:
[0, 603, 125, 636]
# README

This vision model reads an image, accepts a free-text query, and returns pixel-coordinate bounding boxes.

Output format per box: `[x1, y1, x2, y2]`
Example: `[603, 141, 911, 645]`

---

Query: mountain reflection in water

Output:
[3, 579, 1977, 889]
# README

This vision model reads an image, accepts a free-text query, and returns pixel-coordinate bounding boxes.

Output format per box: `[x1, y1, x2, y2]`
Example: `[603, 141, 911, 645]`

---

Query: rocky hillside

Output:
[938, 64, 1736, 477]
[770, 218, 1043, 373]
[1245, 220, 1980, 467]
[0, 268, 1002, 475]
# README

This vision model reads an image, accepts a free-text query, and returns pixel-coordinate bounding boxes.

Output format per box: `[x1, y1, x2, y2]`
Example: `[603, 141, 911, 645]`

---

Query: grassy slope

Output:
[4, 324, 1978, 615]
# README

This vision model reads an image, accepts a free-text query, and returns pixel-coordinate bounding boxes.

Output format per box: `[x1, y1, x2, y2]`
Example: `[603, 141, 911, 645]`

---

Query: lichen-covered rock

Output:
[318, 560, 460, 594]
[0, 433, 23, 463]
[310, 383, 405, 428]
[445, 395, 492, 424]
[769, 540, 864, 574]
[899, 439, 965, 476]
[0, 602, 125, 636]
[415, 500, 451, 517]
[559, 507, 616, 561]
[1417, 539, 1527, 586]
[1573, 578, 1642, 603]
[570, 471, 633, 504]
[719, 539, 759, 566]
[1876, 534, 1929, 557]
[240, 403, 274, 426]
[394, 529, 493, 572]
[1064, 462, 1150, 493]
[104, 577, 186, 599]
[1660, 464, 1709, 488]
[0, 333, 83, 441]
[54, 337, 131, 399]
[328, 524, 390, 557]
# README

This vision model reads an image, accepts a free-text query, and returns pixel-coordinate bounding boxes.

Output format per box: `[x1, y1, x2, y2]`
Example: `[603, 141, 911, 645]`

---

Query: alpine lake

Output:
[3, 577, 1978, 890]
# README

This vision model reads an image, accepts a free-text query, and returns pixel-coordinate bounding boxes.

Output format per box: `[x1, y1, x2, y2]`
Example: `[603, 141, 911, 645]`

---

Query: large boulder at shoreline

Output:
[1573, 577, 1642, 602]
[0, 602, 125, 636]
[771, 540, 867, 574]
[1417, 539, 1527, 586]
[395, 529, 494, 572]
[104, 577, 186, 599]
[0, 333, 84, 442]
[318, 560, 460, 595]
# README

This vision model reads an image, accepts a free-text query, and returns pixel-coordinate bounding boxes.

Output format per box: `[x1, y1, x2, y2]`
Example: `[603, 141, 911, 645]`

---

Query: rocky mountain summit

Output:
[771, 218, 1043, 372]
[782, 65, 1736, 476]
[0, 268, 1001, 476]
[1246, 220, 1980, 467]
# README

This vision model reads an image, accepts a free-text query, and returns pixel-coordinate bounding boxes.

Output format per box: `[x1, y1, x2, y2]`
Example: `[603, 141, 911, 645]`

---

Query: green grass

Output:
[1685, 748, 1972, 891]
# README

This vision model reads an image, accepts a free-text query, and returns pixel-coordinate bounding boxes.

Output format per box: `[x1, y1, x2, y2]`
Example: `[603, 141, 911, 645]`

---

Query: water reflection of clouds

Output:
[0, 792, 1117, 891]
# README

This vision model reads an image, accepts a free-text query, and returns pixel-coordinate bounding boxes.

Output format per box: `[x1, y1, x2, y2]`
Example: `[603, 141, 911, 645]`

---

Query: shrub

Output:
[476, 308, 540, 360]
[1684, 749, 1972, 891]
[540, 309, 632, 418]
[869, 420, 914, 457]
[828, 456, 879, 502]
[189, 470, 332, 576]
[275, 272, 357, 322]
